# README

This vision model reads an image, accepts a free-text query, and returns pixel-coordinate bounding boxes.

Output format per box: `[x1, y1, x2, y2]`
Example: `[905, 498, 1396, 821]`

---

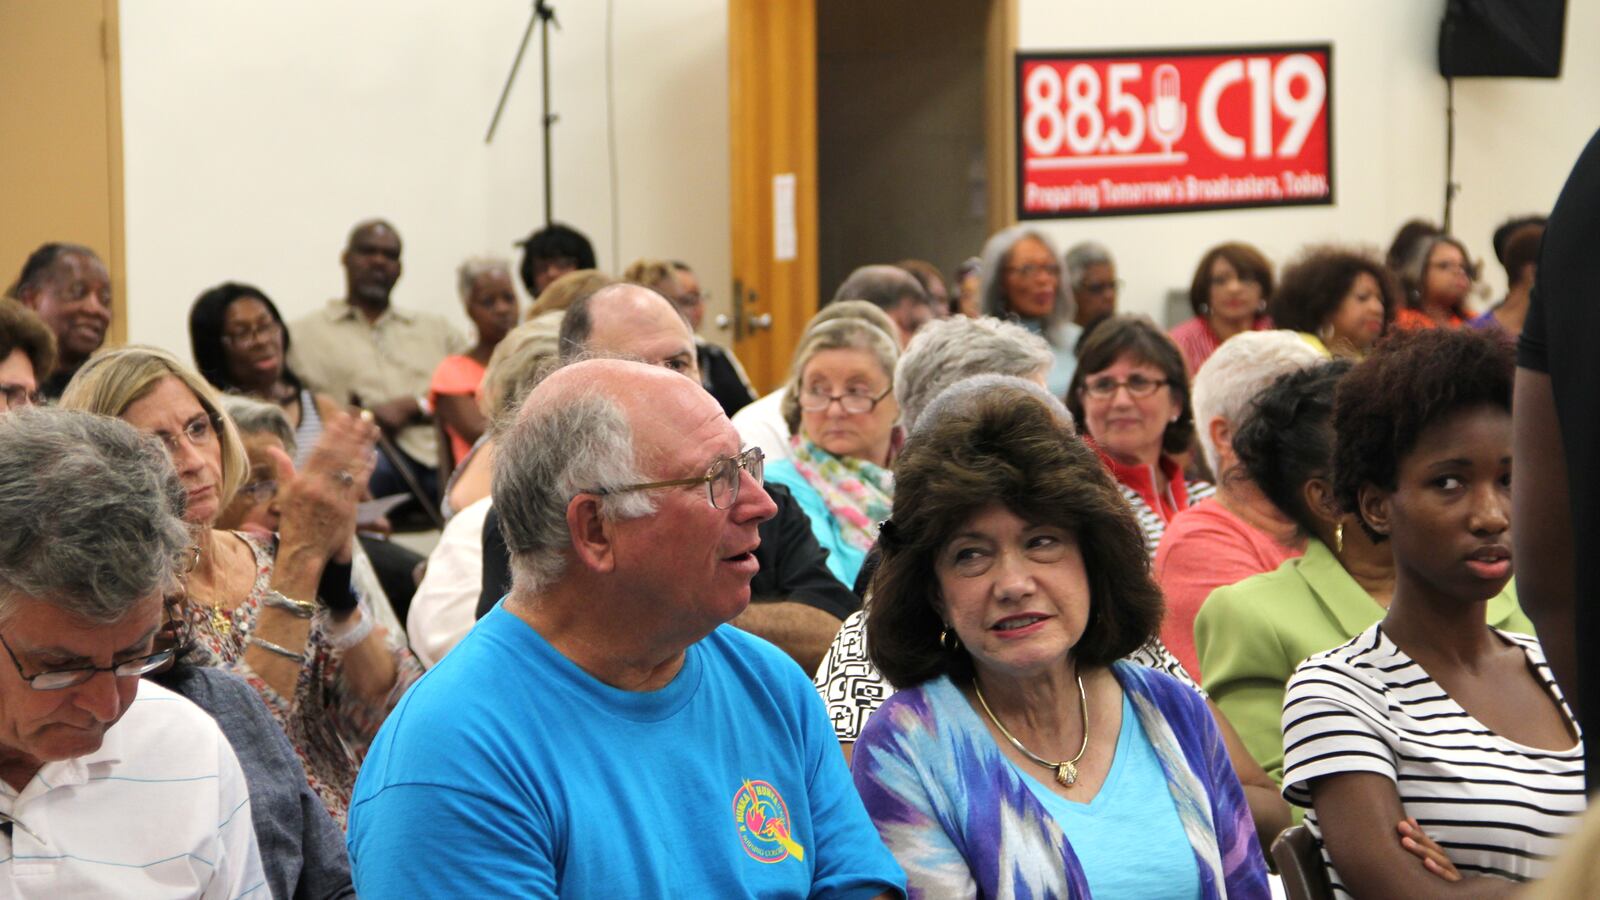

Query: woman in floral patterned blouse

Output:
[62, 346, 421, 827]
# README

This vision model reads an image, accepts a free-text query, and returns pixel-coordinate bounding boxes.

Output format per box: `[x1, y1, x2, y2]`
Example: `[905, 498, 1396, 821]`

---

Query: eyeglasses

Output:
[799, 385, 892, 415]
[579, 447, 765, 510]
[0, 382, 42, 409]
[1081, 374, 1169, 399]
[236, 479, 278, 504]
[221, 320, 283, 347]
[1079, 278, 1122, 296]
[1006, 263, 1061, 280]
[1430, 260, 1475, 278]
[0, 631, 175, 691]
[154, 415, 219, 455]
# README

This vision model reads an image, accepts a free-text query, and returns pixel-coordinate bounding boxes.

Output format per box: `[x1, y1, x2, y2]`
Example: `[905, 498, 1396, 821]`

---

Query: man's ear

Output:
[1357, 483, 1393, 538]
[566, 494, 617, 574]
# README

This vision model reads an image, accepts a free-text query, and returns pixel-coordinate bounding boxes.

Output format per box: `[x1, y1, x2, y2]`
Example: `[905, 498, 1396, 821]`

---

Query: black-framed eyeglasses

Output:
[220, 320, 283, 347]
[1079, 278, 1123, 296]
[0, 382, 42, 409]
[798, 385, 892, 415]
[0, 632, 175, 691]
[1081, 374, 1169, 399]
[579, 447, 764, 511]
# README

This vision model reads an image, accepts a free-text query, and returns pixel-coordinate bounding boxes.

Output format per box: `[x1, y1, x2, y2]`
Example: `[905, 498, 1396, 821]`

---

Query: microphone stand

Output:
[485, 0, 558, 227]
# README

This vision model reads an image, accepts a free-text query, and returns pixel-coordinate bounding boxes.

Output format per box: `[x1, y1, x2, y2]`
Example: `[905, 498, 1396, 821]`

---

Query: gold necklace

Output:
[973, 673, 1089, 787]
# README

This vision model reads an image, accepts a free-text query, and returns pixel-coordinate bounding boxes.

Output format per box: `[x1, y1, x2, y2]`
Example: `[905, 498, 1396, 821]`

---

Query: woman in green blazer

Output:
[1194, 361, 1533, 788]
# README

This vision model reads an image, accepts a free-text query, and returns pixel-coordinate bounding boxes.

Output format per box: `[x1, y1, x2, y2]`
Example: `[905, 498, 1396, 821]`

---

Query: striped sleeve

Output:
[1280, 634, 1398, 808]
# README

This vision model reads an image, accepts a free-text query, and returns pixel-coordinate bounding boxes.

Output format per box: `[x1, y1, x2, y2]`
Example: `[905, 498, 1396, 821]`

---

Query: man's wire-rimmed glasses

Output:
[578, 446, 765, 510]
[0, 632, 175, 691]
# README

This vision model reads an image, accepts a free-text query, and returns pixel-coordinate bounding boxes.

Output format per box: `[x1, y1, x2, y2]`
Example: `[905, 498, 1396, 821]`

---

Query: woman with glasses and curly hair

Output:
[852, 379, 1269, 898]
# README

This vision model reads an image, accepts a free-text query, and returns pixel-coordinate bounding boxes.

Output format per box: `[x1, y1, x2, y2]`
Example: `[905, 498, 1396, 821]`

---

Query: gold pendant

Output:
[1056, 762, 1078, 787]
[211, 606, 232, 637]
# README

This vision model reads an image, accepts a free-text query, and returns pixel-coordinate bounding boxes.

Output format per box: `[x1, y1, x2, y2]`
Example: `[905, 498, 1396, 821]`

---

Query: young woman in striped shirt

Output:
[1281, 328, 1584, 898]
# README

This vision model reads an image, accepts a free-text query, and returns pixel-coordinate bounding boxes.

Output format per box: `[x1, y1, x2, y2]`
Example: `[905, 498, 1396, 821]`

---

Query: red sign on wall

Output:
[1016, 45, 1333, 219]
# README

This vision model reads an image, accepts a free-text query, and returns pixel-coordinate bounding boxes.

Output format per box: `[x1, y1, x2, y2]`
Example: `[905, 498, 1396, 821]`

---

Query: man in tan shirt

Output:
[288, 219, 466, 502]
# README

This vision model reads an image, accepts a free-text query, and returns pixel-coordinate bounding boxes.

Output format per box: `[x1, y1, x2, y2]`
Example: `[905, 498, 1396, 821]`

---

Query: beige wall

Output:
[115, 1, 1598, 358]
[119, 0, 731, 358]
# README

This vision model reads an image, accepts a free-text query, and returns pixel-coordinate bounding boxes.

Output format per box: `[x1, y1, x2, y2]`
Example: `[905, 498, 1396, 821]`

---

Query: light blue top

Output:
[1020, 692, 1205, 900]
[347, 604, 904, 899]
[1020, 317, 1083, 398]
[762, 458, 867, 587]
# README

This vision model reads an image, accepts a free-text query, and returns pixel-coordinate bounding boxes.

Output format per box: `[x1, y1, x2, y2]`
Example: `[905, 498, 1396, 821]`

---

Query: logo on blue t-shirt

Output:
[732, 779, 804, 864]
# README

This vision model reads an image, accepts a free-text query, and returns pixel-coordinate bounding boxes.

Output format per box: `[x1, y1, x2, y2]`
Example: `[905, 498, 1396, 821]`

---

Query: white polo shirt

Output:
[0, 680, 265, 899]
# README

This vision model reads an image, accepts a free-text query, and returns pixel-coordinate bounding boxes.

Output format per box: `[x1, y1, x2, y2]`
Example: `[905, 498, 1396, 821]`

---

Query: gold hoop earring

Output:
[940, 627, 961, 652]
[1335, 522, 1344, 555]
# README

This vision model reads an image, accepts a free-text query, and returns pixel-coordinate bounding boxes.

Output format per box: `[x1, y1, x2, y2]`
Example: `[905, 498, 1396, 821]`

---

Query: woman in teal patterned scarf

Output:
[763, 317, 900, 586]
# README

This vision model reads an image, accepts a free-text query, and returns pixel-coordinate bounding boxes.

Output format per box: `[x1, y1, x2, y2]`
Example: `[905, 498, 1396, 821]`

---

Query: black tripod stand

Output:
[485, 0, 558, 227]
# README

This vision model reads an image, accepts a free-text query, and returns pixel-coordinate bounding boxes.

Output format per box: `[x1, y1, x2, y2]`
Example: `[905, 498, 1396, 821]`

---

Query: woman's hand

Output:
[1399, 817, 1461, 882]
[277, 411, 379, 568]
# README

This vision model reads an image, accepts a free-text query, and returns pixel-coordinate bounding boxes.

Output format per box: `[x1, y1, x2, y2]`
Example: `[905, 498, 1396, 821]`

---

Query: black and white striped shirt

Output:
[1281, 625, 1585, 896]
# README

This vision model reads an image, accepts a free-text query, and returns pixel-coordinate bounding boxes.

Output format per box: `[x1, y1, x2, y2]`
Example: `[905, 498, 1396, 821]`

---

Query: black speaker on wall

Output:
[1439, 0, 1567, 78]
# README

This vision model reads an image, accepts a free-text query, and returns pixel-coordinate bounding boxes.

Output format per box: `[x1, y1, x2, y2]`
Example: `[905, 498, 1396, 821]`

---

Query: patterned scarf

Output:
[788, 436, 894, 553]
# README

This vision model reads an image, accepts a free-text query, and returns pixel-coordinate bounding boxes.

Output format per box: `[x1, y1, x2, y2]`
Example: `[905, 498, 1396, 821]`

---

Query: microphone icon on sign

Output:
[1148, 64, 1187, 158]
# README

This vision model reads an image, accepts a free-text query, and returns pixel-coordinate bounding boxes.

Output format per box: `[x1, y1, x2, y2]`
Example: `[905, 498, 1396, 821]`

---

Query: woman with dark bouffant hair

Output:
[1169, 242, 1275, 373]
[852, 380, 1268, 898]
[1270, 247, 1398, 359]
[1281, 328, 1578, 896]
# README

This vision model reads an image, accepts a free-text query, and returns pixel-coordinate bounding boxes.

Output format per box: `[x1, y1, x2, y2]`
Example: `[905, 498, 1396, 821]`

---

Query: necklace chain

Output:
[973, 672, 1090, 787]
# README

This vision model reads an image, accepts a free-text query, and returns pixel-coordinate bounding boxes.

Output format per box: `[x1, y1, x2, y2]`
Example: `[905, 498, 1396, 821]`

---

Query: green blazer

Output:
[1194, 538, 1534, 792]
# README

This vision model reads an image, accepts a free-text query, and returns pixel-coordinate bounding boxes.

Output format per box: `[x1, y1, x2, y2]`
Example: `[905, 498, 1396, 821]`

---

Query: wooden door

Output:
[0, 0, 126, 346]
[728, 0, 818, 393]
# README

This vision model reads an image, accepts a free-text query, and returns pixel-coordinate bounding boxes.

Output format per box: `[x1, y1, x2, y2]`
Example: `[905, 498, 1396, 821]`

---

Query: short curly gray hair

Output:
[894, 316, 1054, 431]
[492, 384, 656, 595]
[0, 408, 191, 625]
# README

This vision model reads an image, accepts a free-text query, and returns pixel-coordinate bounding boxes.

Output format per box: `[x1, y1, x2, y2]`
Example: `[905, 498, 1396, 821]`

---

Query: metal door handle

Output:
[715, 314, 732, 330]
[748, 313, 773, 330]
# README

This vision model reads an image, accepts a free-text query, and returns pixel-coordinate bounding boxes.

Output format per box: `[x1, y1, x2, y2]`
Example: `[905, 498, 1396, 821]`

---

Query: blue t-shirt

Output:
[1022, 692, 1204, 900]
[762, 459, 866, 587]
[347, 604, 904, 899]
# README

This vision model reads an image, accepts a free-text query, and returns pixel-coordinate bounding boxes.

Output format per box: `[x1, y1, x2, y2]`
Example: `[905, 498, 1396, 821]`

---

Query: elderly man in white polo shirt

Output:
[0, 408, 263, 898]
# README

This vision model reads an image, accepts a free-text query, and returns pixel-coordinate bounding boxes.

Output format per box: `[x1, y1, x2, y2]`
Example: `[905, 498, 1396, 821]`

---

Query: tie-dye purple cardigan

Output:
[851, 661, 1269, 899]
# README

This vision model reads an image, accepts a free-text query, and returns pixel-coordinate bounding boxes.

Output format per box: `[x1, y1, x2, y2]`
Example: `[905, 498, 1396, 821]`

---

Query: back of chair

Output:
[1271, 824, 1333, 900]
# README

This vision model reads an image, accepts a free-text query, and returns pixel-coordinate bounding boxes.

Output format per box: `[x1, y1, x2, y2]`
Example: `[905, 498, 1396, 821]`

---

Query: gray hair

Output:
[0, 408, 191, 624]
[911, 374, 1074, 441]
[780, 317, 900, 435]
[831, 265, 929, 311]
[492, 387, 656, 595]
[1063, 241, 1114, 290]
[894, 316, 1054, 431]
[1191, 330, 1323, 476]
[219, 394, 298, 458]
[977, 226, 1075, 345]
[456, 256, 513, 303]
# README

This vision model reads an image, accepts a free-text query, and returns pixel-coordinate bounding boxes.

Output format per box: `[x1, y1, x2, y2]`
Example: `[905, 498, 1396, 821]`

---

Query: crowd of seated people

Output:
[1, 192, 1595, 900]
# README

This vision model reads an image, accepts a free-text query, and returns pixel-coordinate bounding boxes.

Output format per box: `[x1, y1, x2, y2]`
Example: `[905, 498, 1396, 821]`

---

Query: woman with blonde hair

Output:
[762, 317, 900, 585]
[61, 346, 421, 827]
